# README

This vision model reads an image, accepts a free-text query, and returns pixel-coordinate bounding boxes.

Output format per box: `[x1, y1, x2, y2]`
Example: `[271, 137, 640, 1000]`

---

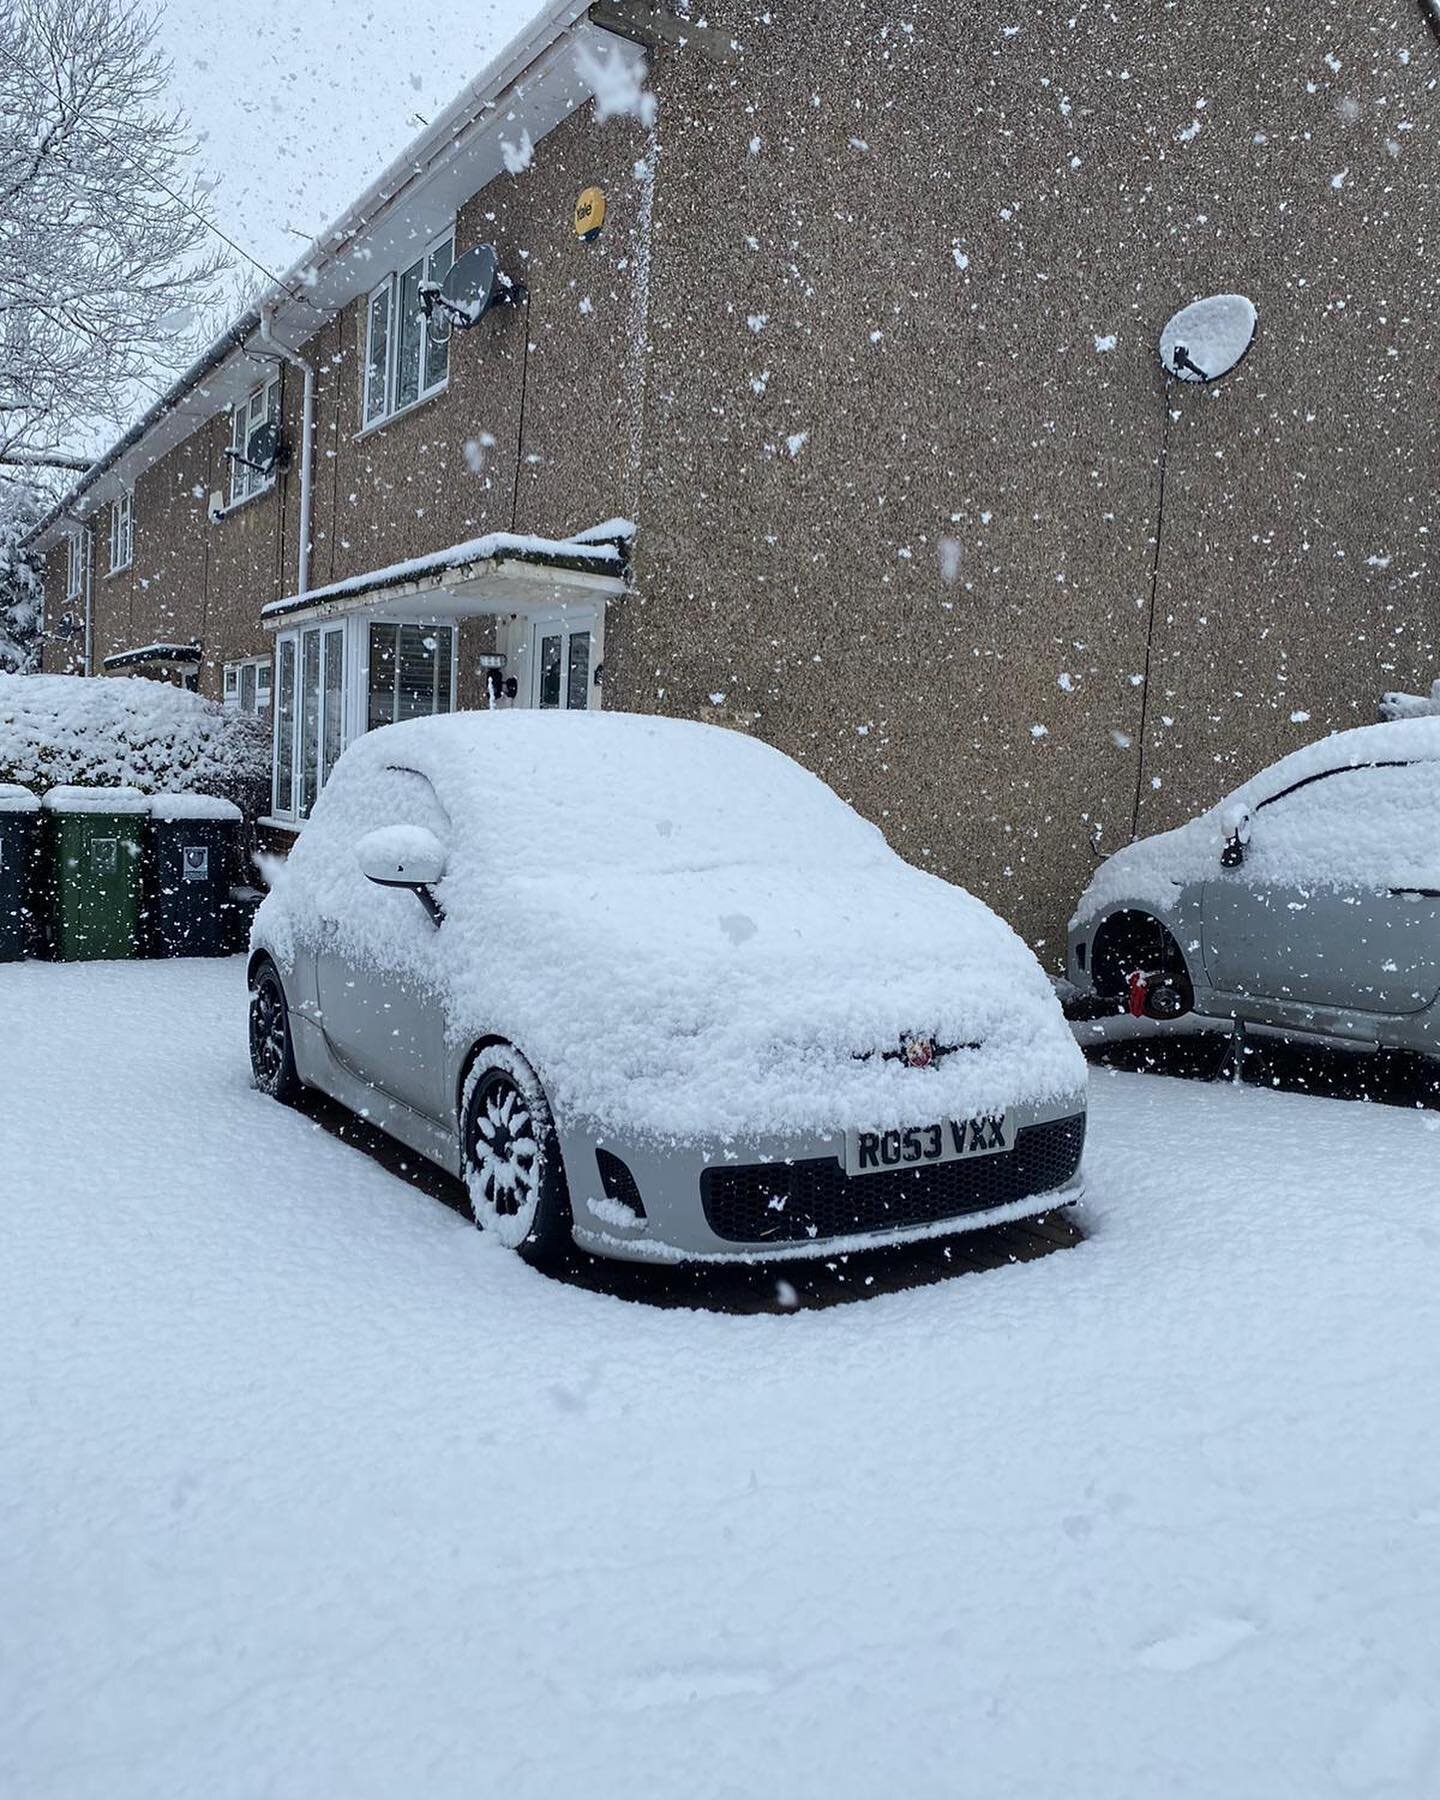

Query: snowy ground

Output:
[4, 958, 1440, 1800]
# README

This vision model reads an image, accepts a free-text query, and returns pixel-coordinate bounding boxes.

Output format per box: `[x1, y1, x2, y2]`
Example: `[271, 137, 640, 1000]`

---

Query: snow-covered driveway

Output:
[4, 959, 1439, 1800]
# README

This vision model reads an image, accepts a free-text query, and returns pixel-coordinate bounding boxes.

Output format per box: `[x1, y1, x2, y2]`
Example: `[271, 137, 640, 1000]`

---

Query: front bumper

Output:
[559, 1091, 1088, 1265]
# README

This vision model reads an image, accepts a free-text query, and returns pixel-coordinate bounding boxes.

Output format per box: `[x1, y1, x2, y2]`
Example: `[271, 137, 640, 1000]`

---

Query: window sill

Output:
[103, 564, 131, 580]
[211, 483, 276, 524]
[354, 379, 449, 444]
[257, 815, 303, 834]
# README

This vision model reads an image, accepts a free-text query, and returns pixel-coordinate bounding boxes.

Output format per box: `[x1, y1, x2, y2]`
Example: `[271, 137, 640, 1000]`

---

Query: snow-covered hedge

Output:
[0, 673, 270, 813]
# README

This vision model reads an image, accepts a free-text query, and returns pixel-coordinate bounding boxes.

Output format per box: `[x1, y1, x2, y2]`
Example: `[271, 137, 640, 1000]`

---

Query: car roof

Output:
[1238, 715, 1440, 811]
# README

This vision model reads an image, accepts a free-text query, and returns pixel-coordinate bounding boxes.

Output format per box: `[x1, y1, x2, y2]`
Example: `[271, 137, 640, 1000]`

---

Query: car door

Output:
[1201, 761, 1440, 1017]
[314, 765, 452, 1123]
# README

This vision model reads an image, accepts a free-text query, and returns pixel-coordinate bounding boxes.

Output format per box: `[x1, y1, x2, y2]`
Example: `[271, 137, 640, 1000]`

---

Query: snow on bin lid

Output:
[149, 793, 242, 823]
[41, 784, 150, 815]
[0, 783, 40, 813]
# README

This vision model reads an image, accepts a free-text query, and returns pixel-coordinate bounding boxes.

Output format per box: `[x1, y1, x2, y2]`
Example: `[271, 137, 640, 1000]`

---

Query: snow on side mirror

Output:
[356, 825, 448, 923]
[1219, 803, 1252, 869]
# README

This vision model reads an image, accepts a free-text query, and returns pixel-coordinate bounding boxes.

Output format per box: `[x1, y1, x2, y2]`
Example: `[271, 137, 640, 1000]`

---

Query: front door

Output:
[528, 612, 596, 711]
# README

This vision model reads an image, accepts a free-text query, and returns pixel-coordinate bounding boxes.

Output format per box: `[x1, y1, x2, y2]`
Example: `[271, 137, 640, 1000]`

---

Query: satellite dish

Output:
[245, 418, 281, 473]
[419, 244, 527, 337]
[1159, 294, 1257, 383]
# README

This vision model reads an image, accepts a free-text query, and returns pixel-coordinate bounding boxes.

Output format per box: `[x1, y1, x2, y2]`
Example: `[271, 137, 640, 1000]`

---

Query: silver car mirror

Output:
[1219, 802, 1252, 869]
[356, 826, 448, 925]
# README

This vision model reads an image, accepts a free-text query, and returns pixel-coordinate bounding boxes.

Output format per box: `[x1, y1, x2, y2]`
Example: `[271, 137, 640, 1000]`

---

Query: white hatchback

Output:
[249, 710, 1087, 1265]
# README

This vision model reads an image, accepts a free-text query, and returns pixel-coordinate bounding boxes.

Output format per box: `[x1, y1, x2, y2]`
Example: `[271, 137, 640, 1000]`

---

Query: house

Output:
[26, 1, 1440, 957]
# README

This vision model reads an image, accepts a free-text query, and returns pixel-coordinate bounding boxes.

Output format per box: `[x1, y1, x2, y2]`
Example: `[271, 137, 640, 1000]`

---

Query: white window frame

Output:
[228, 375, 281, 508]
[108, 491, 133, 575]
[65, 530, 85, 600]
[223, 655, 273, 716]
[270, 623, 345, 823]
[268, 613, 459, 823]
[361, 228, 454, 430]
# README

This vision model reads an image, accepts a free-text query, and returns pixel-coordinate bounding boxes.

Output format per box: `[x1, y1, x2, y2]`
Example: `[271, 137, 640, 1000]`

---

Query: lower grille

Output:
[700, 1113, 1085, 1246]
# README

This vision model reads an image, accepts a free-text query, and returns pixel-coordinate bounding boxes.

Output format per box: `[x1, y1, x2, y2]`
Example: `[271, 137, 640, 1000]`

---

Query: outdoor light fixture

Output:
[1159, 294, 1258, 383]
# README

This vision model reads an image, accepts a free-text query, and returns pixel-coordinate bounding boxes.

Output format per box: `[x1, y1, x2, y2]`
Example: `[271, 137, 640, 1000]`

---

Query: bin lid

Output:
[149, 792, 243, 823]
[0, 783, 40, 813]
[42, 784, 150, 815]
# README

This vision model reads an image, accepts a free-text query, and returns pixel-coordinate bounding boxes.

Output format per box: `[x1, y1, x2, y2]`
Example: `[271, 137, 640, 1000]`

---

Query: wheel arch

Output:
[1089, 906, 1195, 1004]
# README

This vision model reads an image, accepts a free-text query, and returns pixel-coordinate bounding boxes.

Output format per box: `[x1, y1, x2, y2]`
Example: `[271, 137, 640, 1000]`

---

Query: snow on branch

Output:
[0, 0, 228, 476]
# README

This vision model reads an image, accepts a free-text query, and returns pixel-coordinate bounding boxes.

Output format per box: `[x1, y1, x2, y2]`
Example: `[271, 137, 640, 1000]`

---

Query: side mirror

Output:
[1219, 803, 1252, 869]
[356, 825, 447, 924]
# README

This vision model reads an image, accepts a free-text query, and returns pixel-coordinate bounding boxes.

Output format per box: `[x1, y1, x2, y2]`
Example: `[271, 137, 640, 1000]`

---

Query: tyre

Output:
[249, 956, 302, 1104]
[460, 1045, 574, 1266]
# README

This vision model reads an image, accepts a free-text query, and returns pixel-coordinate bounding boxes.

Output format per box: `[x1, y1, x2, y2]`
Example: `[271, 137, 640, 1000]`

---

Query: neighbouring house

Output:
[24, 2, 1440, 956]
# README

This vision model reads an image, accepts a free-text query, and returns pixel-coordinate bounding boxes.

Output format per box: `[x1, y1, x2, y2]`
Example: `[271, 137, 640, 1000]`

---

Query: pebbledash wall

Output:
[36, 3, 1440, 959]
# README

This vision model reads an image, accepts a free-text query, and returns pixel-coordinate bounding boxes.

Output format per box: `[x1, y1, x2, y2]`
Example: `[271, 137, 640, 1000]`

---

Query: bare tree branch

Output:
[0, 0, 229, 470]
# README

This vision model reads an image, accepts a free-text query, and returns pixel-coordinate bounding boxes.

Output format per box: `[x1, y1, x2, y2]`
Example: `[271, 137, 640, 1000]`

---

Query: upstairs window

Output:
[108, 492, 132, 574]
[362, 230, 454, 429]
[65, 531, 85, 599]
[229, 375, 281, 507]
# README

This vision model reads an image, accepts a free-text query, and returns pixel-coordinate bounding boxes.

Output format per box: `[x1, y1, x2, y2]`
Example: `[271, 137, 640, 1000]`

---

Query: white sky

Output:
[154, 0, 541, 308]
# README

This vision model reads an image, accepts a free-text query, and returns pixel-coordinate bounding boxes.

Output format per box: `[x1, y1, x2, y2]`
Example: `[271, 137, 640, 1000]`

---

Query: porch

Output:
[258, 525, 630, 829]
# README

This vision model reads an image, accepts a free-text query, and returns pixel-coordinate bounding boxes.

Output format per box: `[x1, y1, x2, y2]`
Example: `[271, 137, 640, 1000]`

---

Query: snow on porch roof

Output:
[101, 642, 204, 671]
[260, 526, 632, 629]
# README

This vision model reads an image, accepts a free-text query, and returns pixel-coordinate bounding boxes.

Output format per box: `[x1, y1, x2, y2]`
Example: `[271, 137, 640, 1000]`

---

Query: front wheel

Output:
[460, 1046, 573, 1267]
[249, 957, 302, 1103]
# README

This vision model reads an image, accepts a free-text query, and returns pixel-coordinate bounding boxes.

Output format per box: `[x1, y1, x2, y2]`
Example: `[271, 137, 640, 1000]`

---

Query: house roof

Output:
[26, 4, 644, 554]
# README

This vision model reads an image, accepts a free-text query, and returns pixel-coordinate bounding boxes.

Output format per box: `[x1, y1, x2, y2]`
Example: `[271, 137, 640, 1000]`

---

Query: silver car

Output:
[1068, 718, 1440, 1062]
[248, 710, 1086, 1267]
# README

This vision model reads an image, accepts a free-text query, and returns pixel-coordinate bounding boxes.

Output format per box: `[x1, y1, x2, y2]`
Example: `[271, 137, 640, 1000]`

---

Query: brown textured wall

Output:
[601, 1, 1440, 958]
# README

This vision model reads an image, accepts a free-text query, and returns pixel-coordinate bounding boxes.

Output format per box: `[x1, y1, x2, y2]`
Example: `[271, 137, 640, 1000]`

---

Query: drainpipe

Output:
[83, 524, 93, 675]
[258, 305, 316, 598]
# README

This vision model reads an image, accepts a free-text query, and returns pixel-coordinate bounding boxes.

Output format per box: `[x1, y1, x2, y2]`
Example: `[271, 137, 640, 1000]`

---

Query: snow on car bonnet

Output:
[1073, 716, 1440, 926]
[256, 712, 1084, 1141]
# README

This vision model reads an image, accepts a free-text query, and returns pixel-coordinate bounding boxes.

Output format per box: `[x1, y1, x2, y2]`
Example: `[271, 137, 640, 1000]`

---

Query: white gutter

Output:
[258, 306, 316, 599]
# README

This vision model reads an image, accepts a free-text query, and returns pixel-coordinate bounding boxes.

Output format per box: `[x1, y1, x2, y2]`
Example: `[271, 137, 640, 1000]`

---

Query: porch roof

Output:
[260, 525, 631, 631]
[101, 642, 203, 672]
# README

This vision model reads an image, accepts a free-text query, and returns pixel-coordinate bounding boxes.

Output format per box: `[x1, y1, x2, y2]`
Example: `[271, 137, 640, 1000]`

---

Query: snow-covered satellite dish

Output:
[420, 244, 526, 343]
[1159, 294, 1257, 383]
[245, 419, 280, 473]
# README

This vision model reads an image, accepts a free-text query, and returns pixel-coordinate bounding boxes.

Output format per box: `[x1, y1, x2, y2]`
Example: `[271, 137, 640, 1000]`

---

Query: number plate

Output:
[845, 1114, 1016, 1179]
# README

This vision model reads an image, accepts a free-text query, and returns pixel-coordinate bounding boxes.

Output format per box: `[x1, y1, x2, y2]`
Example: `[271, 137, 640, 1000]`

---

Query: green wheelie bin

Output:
[0, 783, 41, 961]
[147, 793, 243, 957]
[42, 785, 149, 961]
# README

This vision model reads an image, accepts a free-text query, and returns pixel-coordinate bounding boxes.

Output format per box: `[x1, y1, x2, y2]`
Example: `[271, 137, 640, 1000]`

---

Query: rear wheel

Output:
[460, 1046, 573, 1267]
[249, 957, 302, 1103]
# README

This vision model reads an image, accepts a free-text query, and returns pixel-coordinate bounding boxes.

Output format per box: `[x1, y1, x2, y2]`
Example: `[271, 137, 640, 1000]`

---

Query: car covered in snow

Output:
[249, 711, 1087, 1265]
[1067, 717, 1440, 1060]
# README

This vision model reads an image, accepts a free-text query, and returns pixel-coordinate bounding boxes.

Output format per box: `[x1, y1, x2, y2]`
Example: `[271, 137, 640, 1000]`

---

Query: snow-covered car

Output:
[1068, 717, 1440, 1060]
[248, 711, 1087, 1266]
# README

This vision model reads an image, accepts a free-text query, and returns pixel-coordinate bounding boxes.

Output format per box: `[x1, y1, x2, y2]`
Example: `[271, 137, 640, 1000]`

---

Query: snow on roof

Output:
[255, 710, 1086, 1140]
[0, 783, 39, 813]
[260, 530, 625, 620]
[102, 643, 204, 670]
